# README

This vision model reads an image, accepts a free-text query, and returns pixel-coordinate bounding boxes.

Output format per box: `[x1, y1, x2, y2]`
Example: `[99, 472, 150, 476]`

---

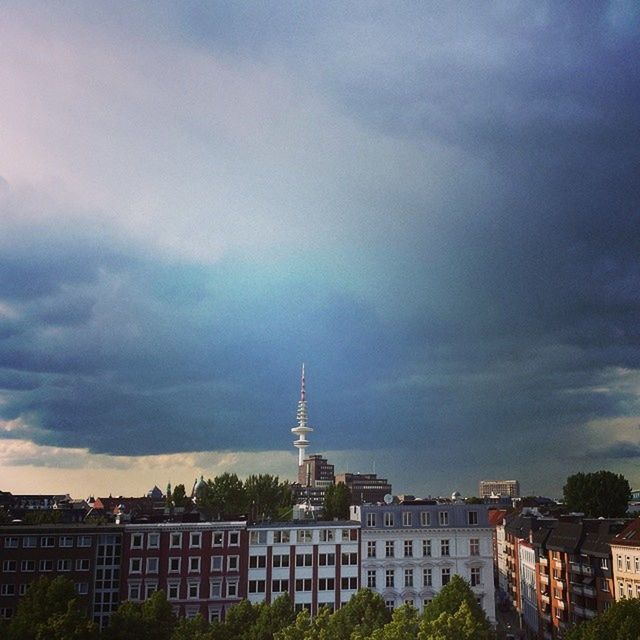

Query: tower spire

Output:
[292, 363, 313, 466]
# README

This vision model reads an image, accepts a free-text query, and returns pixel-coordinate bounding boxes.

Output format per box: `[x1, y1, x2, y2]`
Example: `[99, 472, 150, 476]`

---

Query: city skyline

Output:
[1, 2, 639, 498]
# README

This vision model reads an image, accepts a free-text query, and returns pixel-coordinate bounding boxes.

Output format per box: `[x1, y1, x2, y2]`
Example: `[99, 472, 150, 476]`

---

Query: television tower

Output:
[291, 363, 313, 466]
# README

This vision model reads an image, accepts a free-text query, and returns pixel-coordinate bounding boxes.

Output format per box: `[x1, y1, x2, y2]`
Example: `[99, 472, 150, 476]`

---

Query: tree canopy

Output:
[564, 597, 640, 640]
[322, 482, 351, 520]
[563, 470, 631, 517]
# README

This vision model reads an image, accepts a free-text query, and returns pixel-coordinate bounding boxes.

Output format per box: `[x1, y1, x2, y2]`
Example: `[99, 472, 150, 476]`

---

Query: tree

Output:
[245, 594, 296, 640]
[564, 598, 640, 640]
[215, 599, 258, 640]
[274, 609, 312, 640]
[326, 589, 390, 640]
[563, 470, 631, 517]
[7, 576, 97, 640]
[197, 473, 247, 520]
[170, 614, 210, 640]
[368, 603, 420, 640]
[245, 475, 292, 522]
[106, 590, 175, 640]
[170, 484, 190, 508]
[323, 483, 351, 520]
[419, 576, 493, 640]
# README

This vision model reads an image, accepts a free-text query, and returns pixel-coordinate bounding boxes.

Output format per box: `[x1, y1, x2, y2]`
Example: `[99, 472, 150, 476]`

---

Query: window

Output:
[318, 578, 335, 591]
[273, 530, 290, 543]
[227, 556, 239, 571]
[423, 539, 432, 557]
[319, 553, 335, 566]
[210, 579, 222, 599]
[57, 559, 72, 572]
[385, 569, 395, 588]
[423, 598, 432, 608]
[77, 536, 91, 547]
[168, 582, 180, 600]
[297, 530, 313, 543]
[226, 580, 239, 597]
[170, 532, 182, 548]
[423, 568, 432, 587]
[0, 585, 15, 596]
[471, 567, 481, 587]
[148, 533, 160, 549]
[18, 584, 27, 596]
[147, 558, 159, 574]
[146, 582, 158, 599]
[367, 513, 377, 527]
[404, 569, 414, 588]
[21, 560, 35, 572]
[342, 528, 358, 542]
[342, 552, 357, 566]
[130, 558, 142, 574]
[75, 583, 89, 595]
[320, 529, 335, 542]
[2, 561, 16, 572]
[601, 558, 609, 570]
[441, 540, 450, 557]
[212, 532, 223, 547]
[404, 598, 414, 606]
[626, 556, 631, 571]
[0, 608, 14, 619]
[190, 532, 202, 549]
[249, 580, 266, 593]
[189, 557, 201, 573]
[441, 568, 451, 586]
[367, 541, 377, 558]
[402, 512, 412, 527]
[384, 512, 394, 527]
[296, 553, 312, 567]
[249, 555, 267, 569]
[273, 554, 289, 568]
[438, 511, 449, 526]
[169, 557, 181, 573]
[272, 579, 289, 593]
[628, 583, 633, 599]
[385, 599, 395, 611]
[128, 583, 141, 600]
[210, 556, 222, 572]
[188, 581, 200, 599]
[468, 511, 479, 525]
[60, 536, 74, 548]
[404, 540, 413, 557]
[228, 532, 239, 545]
[470, 538, 480, 556]
[131, 534, 143, 549]
[421, 511, 431, 527]
[209, 607, 222, 622]
[23, 536, 37, 548]
[41, 536, 55, 548]
[341, 577, 358, 590]
[250, 530, 267, 544]
[635, 557, 640, 573]
[385, 540, 395, 558]
[295, 579, 312, 592]
[601, 578, 609, 592]
[367, 570, 377, 588]
[4, 538, 18, 548]
[617, 555, 623, 570]
[39, 560, 53, 572]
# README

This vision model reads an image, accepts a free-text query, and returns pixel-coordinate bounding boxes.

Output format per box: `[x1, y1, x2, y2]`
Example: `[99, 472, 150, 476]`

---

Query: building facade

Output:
[479, 480, 520, 499]
[334, 473, 392, 505]
[352, 503, 495, 622]
[246, 521, 360, 614]
[610, 519, 640, 602]
[298, 455, 335, 488]
[121, 522, 248, 622]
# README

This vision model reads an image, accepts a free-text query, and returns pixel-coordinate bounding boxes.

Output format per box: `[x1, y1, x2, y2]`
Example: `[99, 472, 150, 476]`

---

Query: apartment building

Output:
[334, 473, 392, 505]
[0, 524, 122, 627]
[121, 522, 247, 622]
[610, 518, 640, 601]
[479, 480, 520, 499]
[352, 502, 495, 622]
[245, 521, 360, 614]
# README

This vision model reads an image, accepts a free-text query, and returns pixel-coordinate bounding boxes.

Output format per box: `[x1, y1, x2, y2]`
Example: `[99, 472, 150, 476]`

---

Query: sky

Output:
[0, 1, 639, 499]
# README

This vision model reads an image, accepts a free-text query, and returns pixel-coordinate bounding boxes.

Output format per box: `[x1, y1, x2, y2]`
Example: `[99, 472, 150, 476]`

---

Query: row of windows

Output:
[130, 530, 240, 550]
[366, 538, 481, 559]
[618, 581, 640, 599]
[0, 582, 88, 597]
[3, 535, 92, 549]
[367, 567, 482, 589]
[130, 555, 240, 574]
[249, 529, 358, 545]
[128, 578, 240, 601]
[248, 576, 358, 594]
[616, 554, 640, 573]
[366, 511, 479, 528]
[1, 559, 90, 573]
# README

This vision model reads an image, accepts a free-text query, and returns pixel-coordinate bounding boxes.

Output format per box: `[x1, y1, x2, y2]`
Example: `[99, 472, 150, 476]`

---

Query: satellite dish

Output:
[383, 494, 394, 505]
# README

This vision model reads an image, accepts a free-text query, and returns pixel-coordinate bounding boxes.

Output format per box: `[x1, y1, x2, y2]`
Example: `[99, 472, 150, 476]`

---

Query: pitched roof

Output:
[546, 521, 584, 552]
[611, 518, 640, 547]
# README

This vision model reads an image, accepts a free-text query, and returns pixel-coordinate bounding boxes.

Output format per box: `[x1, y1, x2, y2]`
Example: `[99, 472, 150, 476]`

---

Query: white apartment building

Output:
[246, 521, 360, 615]
[351, 502, 495, 623]
[610, 519, 640, 601]
[518, 540, 538, 635]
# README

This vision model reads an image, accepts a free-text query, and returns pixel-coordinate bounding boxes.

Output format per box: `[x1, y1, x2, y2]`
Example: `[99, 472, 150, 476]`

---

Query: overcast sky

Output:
[1, 1, 639, 498]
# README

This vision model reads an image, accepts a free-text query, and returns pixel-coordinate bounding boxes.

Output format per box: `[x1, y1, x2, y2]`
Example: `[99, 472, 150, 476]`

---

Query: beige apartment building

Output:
[610, 519, 640, 600]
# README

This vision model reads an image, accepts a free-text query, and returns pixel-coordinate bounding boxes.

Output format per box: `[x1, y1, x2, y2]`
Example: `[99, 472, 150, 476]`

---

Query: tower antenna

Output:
[291, 363, 313, 466]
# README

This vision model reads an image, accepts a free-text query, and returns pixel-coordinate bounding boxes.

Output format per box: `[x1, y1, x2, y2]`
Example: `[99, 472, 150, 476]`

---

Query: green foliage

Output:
[170, 484, 190, 508]
[322, 482, 351, 520]
[170, 614, 211, 640]
[369, 603, 420, 640]
[564, 598, 640, 640]
[7, 576, 97, 640]
[245, 475, 294, 521]
[464, 497, 484, 505]
[563, 470, 631, 517]
[274, 609, 312, 640]
[106, 590, 176, 640]
[419, 576, 493, 640]
[23, 509, 63, 525]
[326, 589, 390, 640]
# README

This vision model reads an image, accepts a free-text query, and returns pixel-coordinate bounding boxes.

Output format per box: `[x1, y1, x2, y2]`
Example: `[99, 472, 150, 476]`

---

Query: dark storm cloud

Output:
[1, 1, 639, 493]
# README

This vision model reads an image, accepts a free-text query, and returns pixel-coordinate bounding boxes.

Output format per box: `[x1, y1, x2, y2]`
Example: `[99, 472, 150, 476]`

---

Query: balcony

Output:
[573, 604, 586, 617]
[556, 579, 564, 589]
[582, 585, 596, 598]
[569, 562, 593, 576]
[584, 608, 597, 619]
[554, 559, 564, 570]
[539, 557, 549, 567]
[556, 599, 566, 610]
[540, 574, 549, 585]
[541, 593, 550, 604]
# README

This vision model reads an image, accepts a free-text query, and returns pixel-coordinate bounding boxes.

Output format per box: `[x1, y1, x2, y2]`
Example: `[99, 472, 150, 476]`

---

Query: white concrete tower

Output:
[291, 363, 313, 466]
